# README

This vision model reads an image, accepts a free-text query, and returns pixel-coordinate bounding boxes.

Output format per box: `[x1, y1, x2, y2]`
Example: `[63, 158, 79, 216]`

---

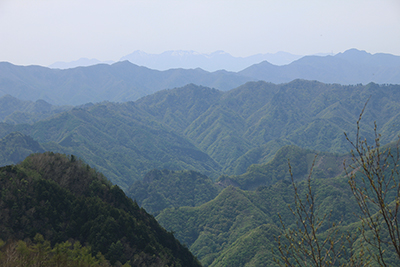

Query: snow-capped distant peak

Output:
[130, 50, 149, 56]
[164, 50, 200, 56]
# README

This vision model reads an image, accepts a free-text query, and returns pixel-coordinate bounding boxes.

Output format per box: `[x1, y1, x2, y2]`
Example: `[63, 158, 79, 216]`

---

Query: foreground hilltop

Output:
[0, 152, 201, 266]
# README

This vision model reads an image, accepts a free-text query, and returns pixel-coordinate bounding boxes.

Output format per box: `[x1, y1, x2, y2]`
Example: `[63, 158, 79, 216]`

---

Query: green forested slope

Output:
[127, 169, 220, 216]
[135, 80, 400, 173]
[0, 94, 71, 124]
[0, 132, 45, 166]
[208, 224, 280, 267]
[224, 139, 292, 175]
[134, 84, 224, 132]
[0, 235, 113, 266]
[0, 152, 201, 266]
[152, 139, 400, 266]
[155, 161, 363, 266]
[217, 145, 349, 190]
[157, 186, 272, 266]
[0, 102, 221, 189]
[155, 174, 357, 266]
[1, 80, 400, 189]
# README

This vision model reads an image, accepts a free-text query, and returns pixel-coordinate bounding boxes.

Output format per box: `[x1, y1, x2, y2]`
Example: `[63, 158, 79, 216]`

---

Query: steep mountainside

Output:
[217, 145, 349, 190]
[1, 81, 400, 189]
[132, 134, 399, 267]
[117, 137, 398, 266]
[154, 141, 400, 266]
[0, 102, 220, 190]
[0, 132, 44, 166]
[136, 81, 400, 169]
[156, 172, 361, 266]
[154, 139, 400, 266]
[0, 152, 201, 266]
[127, 169, 220, 216]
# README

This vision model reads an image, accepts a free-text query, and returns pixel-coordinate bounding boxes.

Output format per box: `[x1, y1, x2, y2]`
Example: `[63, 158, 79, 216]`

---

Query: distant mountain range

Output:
[49, 58, 114, 69]
[119, 50, 305, 71]
[239, 48, 400, 84]
[2, 49, 400, 106]
[49, 50, 305, 71]
[0, 61, 250, 105]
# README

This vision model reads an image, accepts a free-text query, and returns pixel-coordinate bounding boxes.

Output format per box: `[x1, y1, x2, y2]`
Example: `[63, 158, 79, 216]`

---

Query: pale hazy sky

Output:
[1, 0, 399, 66]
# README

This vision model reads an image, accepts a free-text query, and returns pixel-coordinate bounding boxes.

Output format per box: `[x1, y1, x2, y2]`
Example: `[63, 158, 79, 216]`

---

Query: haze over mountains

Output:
[240, 48, 400, 84]
[49, 58, 115, 69]
[2, 0, 400, 263]
[119, 50, 306, 72]
[2, 49, 400, 106]
[49, 50, 305, 71]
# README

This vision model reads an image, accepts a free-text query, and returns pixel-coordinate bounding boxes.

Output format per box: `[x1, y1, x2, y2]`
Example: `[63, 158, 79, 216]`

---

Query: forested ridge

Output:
[0, 152, 201, 266]
[1, 80, 400, 190]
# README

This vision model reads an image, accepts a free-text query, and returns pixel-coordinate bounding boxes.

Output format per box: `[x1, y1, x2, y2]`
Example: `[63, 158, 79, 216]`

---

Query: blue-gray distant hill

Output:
[240, 48, 400, 84]
[0, 95, 71, 124]
[49, 58, 114, 69]
[1, 49, 399, 106]
[119, 50, 303, 71]
[0, 61, 249, 105]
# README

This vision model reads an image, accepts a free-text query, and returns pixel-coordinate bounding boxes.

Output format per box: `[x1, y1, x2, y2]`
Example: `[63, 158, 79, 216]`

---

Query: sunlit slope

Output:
[153, 141, 400, 266]
[156, 172, 360, 266]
